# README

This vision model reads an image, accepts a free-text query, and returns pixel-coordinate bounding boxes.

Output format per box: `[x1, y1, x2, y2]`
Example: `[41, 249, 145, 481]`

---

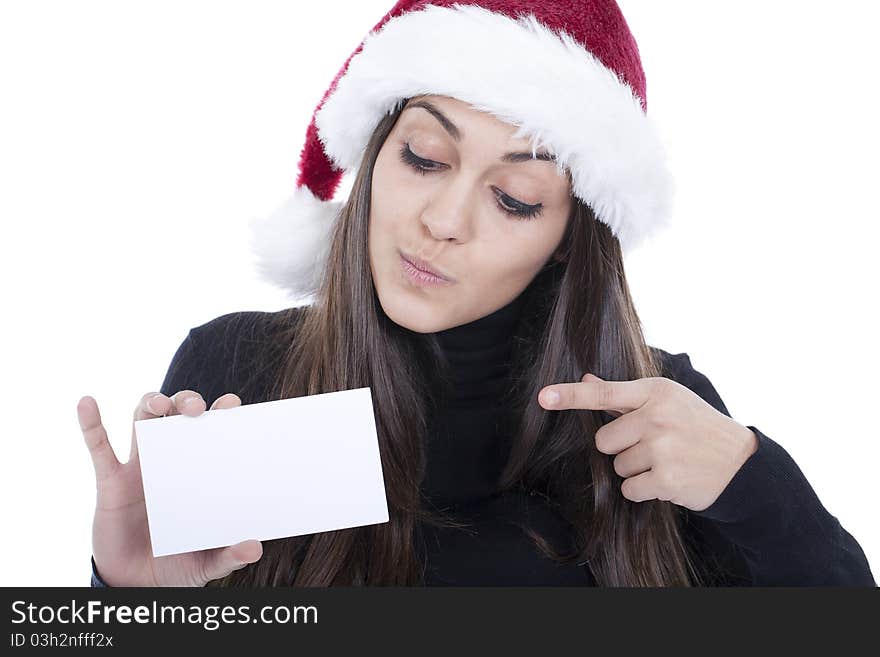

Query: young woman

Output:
[78, 0, 876, 587]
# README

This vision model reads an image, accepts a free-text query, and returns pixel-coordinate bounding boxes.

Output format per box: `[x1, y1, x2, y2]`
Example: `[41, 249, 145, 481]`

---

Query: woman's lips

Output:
[400, 251, 452, 280]
[399, 252, 455, 286]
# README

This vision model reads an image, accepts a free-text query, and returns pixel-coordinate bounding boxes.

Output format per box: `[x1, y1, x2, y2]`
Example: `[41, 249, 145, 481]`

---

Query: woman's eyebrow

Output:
[403, 100, 556, 164]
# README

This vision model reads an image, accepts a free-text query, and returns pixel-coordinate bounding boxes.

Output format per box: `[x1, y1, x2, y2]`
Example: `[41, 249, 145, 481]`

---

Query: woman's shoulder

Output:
[159, 304, 312, 407]
[189, 304, 311, 346]
[648, 345, 694, 380]
[647, 345, 731, 417]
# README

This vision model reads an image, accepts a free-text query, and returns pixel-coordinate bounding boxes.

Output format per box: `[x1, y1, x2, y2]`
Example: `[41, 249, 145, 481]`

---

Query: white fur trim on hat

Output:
[248, 185, 341, 300]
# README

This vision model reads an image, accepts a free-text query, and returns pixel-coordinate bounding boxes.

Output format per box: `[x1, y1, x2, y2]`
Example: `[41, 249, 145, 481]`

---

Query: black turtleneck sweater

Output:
[90, 296, 876, 586]
[416, 290, 593, 584]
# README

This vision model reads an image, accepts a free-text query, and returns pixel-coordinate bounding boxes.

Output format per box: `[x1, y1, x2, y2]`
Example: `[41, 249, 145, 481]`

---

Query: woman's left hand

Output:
[539, 373, 759, 513]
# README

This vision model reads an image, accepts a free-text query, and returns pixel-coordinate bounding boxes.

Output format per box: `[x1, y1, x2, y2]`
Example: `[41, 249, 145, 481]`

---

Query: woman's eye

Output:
[398, 142, 544, 221]
[493, 189, 544, 220]
[399, 143, 442, 175]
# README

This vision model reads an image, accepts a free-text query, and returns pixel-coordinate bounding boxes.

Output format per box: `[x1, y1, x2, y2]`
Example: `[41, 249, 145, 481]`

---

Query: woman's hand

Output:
[77, 390, 263, 586]
[539, 373, 758, 513]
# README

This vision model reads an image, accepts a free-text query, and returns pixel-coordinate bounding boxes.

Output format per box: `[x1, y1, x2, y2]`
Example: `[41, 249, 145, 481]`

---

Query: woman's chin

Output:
[377, 291, 447, 333]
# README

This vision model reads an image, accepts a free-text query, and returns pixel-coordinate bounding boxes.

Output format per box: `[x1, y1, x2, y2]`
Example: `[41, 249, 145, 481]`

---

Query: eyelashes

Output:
[397, 142, 544, 220]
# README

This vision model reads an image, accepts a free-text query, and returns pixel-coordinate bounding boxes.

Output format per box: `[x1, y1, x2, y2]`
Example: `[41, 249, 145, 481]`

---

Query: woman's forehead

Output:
[401, 96, 551, 154]
[405, 94, 518, 130]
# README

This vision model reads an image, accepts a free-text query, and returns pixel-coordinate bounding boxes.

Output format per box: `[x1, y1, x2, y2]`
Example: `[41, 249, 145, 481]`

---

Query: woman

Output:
[79, 0, 876, 587]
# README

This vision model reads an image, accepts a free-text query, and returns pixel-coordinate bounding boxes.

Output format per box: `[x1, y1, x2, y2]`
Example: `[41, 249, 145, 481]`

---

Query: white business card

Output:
[134, 387, 389, 558]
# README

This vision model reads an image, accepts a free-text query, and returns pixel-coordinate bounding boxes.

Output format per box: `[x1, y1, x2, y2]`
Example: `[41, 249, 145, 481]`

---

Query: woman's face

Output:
[369, 94, 572, 333]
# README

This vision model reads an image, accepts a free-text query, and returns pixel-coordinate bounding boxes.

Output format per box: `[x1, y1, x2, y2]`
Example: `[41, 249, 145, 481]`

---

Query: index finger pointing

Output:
[539, 377, 653, 413]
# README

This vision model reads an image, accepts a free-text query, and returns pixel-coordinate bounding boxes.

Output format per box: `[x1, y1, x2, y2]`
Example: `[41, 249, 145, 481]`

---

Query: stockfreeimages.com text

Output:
[11, 599, 317, 631]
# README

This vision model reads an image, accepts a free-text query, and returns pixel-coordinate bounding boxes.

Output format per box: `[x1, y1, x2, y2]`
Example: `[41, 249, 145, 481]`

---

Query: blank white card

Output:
[134, 387, 389, 558]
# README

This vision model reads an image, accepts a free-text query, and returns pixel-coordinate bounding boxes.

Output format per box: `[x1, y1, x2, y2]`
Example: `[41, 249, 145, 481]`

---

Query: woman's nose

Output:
[420, 181, 478, 241]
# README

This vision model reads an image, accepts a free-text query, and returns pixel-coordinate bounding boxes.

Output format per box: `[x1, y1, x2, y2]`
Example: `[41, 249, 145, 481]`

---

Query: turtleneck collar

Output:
[434, 291, 526, 350]
[430, 290, 528, 405]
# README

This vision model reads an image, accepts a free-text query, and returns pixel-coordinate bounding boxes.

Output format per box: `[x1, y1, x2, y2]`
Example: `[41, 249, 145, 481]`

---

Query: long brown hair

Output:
[208, 98, 705, 587]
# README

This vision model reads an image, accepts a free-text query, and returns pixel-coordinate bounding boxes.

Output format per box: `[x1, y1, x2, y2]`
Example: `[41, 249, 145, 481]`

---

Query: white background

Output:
[1, 0, 876, 585]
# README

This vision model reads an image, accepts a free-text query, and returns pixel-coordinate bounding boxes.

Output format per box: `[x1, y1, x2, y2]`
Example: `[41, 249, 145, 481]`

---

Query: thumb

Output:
[198, 540, 263, 584]
[582, 372, 604, 382]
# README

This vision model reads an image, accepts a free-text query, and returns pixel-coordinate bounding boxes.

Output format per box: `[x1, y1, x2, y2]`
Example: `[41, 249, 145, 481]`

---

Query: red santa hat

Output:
[249, 0, 674, 299]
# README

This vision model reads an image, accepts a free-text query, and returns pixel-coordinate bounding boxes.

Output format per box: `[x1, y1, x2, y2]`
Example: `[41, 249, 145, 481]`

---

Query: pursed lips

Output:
[400, 251, 454, 282]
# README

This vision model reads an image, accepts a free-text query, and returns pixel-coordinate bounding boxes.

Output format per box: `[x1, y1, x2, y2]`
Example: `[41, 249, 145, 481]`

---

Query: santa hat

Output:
[248, 0, 674, 300]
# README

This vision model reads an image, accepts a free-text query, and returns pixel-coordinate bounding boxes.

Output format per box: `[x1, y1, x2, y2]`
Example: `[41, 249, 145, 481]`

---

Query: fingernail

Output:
[146, 394, 161, 414]
[544, 390, 559, 406]
[185, 396, 201, 407]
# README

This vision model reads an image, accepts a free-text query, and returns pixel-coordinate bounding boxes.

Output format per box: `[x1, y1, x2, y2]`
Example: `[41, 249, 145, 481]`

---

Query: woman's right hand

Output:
[77, 390, 263, 586]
